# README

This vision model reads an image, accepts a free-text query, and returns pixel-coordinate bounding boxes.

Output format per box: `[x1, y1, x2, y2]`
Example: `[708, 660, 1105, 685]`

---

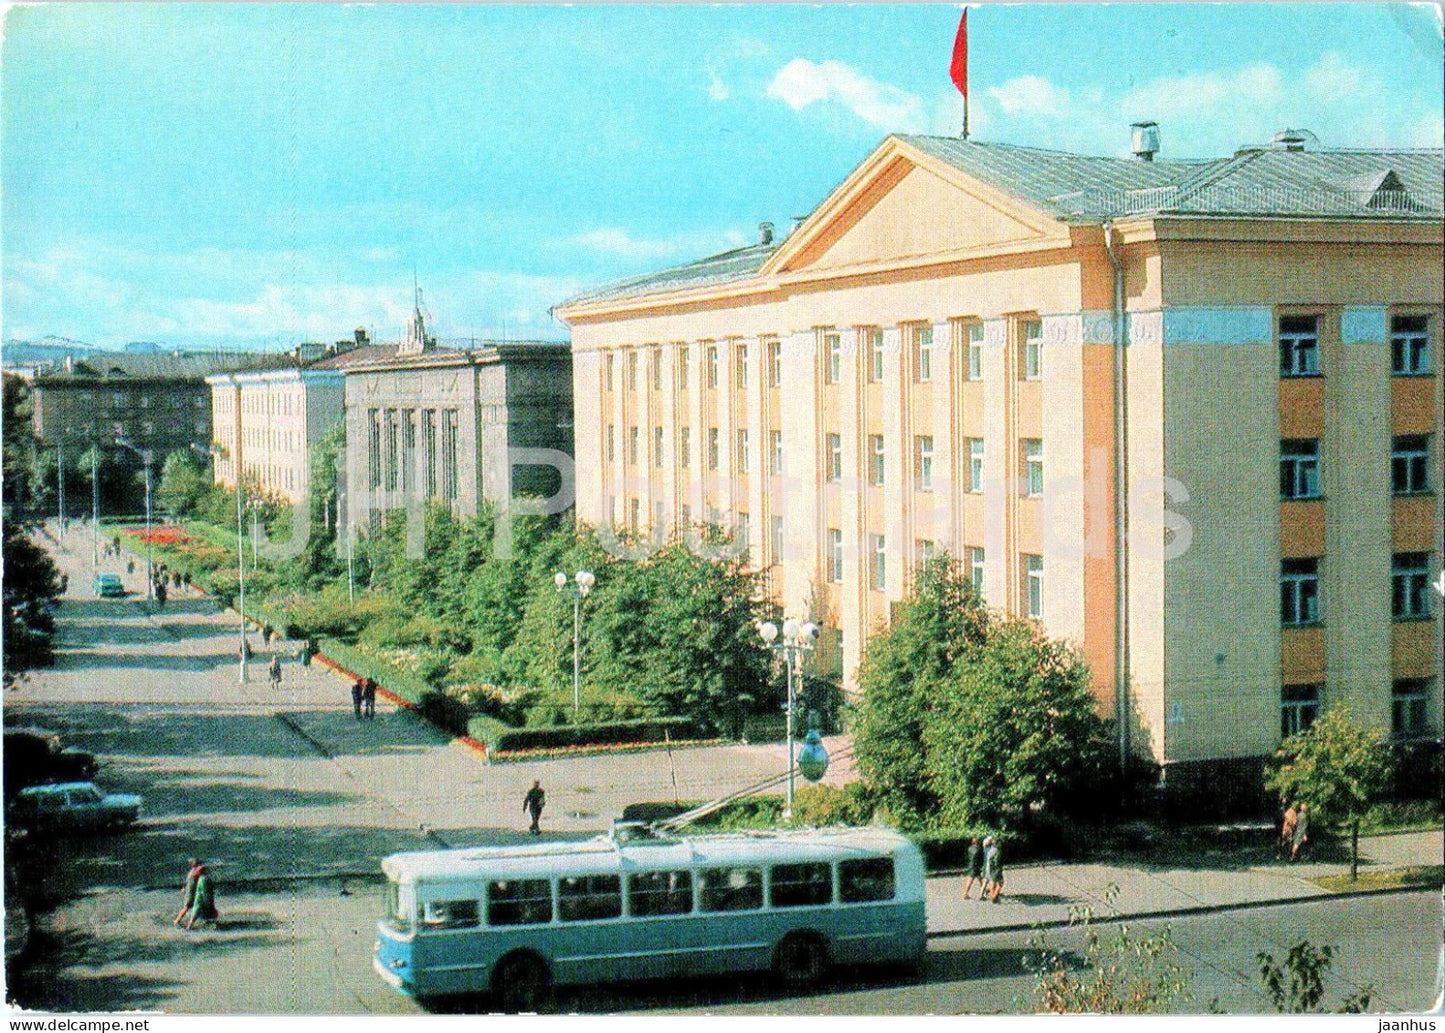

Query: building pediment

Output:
[766, 138, 1071, 281]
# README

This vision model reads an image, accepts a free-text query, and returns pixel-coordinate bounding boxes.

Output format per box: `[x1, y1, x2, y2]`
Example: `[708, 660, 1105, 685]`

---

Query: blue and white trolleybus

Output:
[374, 824, 927, 1008]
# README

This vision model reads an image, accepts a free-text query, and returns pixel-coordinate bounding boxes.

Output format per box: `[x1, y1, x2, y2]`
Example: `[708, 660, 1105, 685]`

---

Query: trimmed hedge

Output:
[317, 637, 433, 706]
[467, 715, 706, 756]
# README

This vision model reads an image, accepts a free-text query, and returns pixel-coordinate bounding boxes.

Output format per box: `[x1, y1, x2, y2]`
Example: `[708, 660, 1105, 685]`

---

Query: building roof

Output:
[303, 344, 401, 371]
[341, 339, 570, 375]
[898, 135, 1444, 222]
[557, 135, 1444, 311]
[26, 350, 293, 383]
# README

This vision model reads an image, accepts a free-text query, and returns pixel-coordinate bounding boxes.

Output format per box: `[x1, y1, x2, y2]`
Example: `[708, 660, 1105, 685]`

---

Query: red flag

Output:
[949, 8, 968, 98]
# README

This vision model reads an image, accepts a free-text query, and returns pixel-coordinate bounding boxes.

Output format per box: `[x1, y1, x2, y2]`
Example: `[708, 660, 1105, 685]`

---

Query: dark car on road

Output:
[93, 573, 125, 598]
[10, 782, 142, 834]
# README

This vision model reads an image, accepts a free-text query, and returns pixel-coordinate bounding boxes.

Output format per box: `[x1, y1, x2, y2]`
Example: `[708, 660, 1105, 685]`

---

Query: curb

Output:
[924, 881, 1436, 940]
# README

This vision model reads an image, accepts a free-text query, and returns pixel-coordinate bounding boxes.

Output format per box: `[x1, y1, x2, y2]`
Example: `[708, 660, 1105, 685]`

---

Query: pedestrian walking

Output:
[362, 677, 377, 719]
[982, 835, 1004, 903]
[268, 654, 282, 690]
[1279, 801, 1298, 859]
[961, 836, 984, 900]
[127, 559, 135, 574]
[351, 678, 364, 719]
[186, 864, 219, 930]
[182, 571, 192, 591]
[1290, 802, 1310, 861]
[523, 781, 546, 835]
[154, 581, 167, 609]
[174, 858, 213, 928]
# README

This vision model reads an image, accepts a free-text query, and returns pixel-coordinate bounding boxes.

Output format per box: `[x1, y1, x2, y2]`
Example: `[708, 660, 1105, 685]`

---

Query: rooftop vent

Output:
[759, 221, 775, 245]
[1130, 121, 1160, 162]
[1272, 128, 1318, 152]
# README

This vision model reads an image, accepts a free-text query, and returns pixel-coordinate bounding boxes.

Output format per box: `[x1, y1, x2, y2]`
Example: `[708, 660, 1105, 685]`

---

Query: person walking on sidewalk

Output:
[523, 781, 546, 835]
[1291, 802, 1310, 861]
[268, 653, 283, 690]
[982, 835, 1004, 903]
[362, 678, 377, 719]
[174, 858, 203, 927]
[1279, 801, 1298, 860]
[961, 836, 984, 900]
[351, 678, 364, 719]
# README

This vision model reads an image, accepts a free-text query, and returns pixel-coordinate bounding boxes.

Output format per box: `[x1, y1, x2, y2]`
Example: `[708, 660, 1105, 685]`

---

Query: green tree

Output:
[1265, 707, 1393, 879]
[2, 520, 62, 686]
[156, 449, 211, 517]
[1257, 941, 1372, 1013]
[854, 555, 1109, 832]
[3, 375, 38, 516]
[853, 556, 992, 827]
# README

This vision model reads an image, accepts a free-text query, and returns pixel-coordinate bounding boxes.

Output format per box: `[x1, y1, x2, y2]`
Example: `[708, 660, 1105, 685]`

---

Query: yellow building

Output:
[555, 130, 1443, 780]
[207, 337, 392, 503]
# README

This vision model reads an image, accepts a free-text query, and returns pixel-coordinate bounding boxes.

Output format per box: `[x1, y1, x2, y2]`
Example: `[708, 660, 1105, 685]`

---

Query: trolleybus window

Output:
[385, 882, 413, 934]
[488, 879, 553, 926]
[626, 870, 693, 917]
[839, 857, 895, 902]
[422, 899, 480, 930]
[559, 875, 623, 922]
[698, 866, 763, 912]
[769, 862, 833, 908]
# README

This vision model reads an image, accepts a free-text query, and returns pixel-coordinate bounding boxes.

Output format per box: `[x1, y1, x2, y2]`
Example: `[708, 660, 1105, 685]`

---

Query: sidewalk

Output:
[924, 829, 1442, 937]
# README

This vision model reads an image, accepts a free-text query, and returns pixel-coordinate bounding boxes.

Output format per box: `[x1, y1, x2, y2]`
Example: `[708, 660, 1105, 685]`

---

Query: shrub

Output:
[471, 716, 708, 756]
[789, 783, 874, 826]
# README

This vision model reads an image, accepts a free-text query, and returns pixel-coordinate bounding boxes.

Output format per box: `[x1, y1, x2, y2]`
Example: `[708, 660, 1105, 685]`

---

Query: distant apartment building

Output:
[16, 349, 275, 462]
[207, 331, 389, 504]
[341, 304, 573, 532]
[554, 128, 1443, 780]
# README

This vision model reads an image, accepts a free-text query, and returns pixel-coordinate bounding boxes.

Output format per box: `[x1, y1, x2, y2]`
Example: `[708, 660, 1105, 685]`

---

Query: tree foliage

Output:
[854, 555, 1111, 832]
[2, 520, 62, 685]
[1265, 707, 1393, 878]
[1257, 941, 1372, 1013]
[157, 449, 211, 517]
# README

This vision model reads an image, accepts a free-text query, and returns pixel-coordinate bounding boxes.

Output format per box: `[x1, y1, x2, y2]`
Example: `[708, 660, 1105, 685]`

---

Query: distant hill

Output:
[1, 337, 105, 366]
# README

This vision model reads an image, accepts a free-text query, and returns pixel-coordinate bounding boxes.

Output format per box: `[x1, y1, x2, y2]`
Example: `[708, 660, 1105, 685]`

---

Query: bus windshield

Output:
[384, 880, 413, 935]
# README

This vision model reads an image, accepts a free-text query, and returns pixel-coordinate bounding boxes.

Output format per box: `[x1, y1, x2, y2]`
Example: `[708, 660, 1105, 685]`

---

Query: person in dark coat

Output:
[523, 781, 546, 835]
[351, 679, 364, 719]
[362, 678, 377, 719]
[961, 836, 984, 900]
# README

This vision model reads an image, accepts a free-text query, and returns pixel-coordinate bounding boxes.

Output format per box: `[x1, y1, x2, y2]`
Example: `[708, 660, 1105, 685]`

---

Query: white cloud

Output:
[767, 58, 929, 132]
[706, 64, 730, 102]
[563, 226, 751, 263]
[1408, 113, 1444, 148]
[1121, 63, 1283, 122]
[1304, 52, 1364, 99]
[988, 76, 1071, 117]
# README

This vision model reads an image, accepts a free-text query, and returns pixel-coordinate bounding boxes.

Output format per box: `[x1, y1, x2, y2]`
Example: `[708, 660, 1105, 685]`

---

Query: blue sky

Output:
[4, 3, 1441, 352]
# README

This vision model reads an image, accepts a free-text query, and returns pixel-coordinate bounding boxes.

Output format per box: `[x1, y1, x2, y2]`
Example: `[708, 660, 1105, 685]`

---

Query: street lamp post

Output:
[554, 570, 596, 723]
[114, 438, 154, 604]
[758, 618, 820, 819]
[193, 442, 248, 683]
[90, 443, 99, 567]
[56, 438, 65, 536]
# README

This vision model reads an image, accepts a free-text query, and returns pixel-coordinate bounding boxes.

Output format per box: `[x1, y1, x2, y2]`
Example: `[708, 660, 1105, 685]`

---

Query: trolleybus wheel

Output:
[772, 932, 829, 989]
[492, 951, 550, 1012]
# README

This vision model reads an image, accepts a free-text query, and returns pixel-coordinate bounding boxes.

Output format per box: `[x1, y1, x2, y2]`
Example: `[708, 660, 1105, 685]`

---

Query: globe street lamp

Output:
[114, 437, 154, 605]
[554, 570, 596, 723]
[759, 617, 822, 819]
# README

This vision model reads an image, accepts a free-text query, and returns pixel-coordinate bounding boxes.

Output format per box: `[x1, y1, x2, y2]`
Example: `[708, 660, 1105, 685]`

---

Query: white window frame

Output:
[1281, 439, 1322, 499]
[966, 322, 984, 380]
[868, 329, 884, 383]
[1024, 553, 1044, 618]
[771, 516, 784, 564]
[869, 434, 885, 486]
[768, 341, 783, 388]
[736, 429, 750, 474]
[707, 428, 719, 471]
[1279, 315, 1321, 377]
[828, 529, 843, 584]
[968, 438, 985, 493]
[736, 343, 748, 390]
[968, 546, 985, 595]
[770, 430, 783, 475]
[1392, 552, 1432, 619]
[707, 345, 719, 389]
[915, 435, 934, 492]
[1281, 683, 1322, 738]
[654, 426, 664, 468]
[1023, 438, 1044, 497]
[1022, 320, 1043, 380]
[827, 433, 843, 482]
[914, 326, 933, 383]
[1281, 558, 1321, 625]
[825, 333, 842, 385]
[678, 345, 690, 390]
[679, 427, 690, 468]
[871, 534, 887, 591]
[629, 426, 639, 466]
[1392, 435, 1430, 495]
[1391, 314, 1431, 376]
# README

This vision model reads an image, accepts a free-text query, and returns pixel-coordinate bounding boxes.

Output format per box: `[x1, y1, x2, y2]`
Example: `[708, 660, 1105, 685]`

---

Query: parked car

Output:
[93, 573, 125, 598]
[10, 782, 142, 834]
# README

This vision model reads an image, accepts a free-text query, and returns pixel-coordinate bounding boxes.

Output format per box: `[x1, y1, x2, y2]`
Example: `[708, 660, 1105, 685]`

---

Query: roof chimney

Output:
[1272, 128, 1315, 152]
[1130, 121, 1160, 162]
[759, 222, 775, 245]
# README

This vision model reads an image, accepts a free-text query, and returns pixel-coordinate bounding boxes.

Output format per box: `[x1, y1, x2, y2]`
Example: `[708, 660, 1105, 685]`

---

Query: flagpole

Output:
[951, 6, 970, 140]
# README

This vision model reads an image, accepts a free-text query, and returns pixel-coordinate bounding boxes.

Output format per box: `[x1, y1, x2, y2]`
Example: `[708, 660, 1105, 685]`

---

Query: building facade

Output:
[341, 328, 573, 533]
[207, 336, 389, 503]
[555, 131, 1443, 775]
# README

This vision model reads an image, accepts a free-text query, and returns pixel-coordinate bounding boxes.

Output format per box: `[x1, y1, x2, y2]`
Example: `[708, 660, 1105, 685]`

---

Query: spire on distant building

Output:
[399, 280, 437, 356]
